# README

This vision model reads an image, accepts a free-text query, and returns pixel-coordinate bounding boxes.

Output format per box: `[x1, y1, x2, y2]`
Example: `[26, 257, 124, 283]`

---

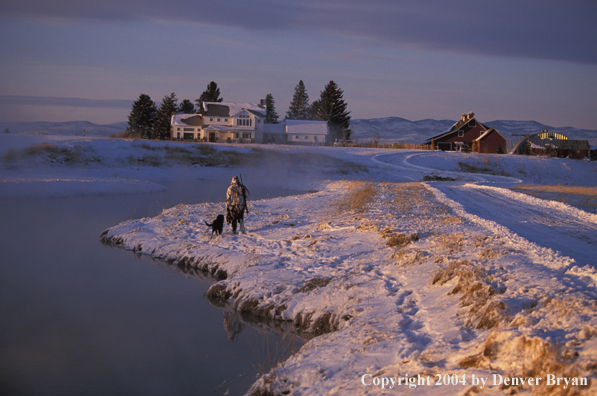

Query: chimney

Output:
[461, 113, 466, 122]
[259, 99, 266, 108]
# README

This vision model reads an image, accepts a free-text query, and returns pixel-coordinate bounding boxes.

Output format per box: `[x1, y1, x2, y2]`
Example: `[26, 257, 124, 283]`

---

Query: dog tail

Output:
[204, 220, 213, 226]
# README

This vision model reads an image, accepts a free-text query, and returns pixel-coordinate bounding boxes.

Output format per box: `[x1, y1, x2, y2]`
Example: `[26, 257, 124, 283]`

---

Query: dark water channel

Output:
[0, 180, 305, 396]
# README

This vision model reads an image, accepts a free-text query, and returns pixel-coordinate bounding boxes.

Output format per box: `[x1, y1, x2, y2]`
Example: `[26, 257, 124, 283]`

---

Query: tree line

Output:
[126, 80, 350, 141]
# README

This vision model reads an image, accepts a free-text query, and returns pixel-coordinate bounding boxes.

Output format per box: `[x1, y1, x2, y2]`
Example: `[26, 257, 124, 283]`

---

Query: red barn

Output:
[475, 128, 507, 154]
[424, 112, 506, 154]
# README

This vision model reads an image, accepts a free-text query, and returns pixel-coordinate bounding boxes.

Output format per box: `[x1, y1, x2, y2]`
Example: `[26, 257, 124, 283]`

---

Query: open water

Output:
[0, 180, 304, 396]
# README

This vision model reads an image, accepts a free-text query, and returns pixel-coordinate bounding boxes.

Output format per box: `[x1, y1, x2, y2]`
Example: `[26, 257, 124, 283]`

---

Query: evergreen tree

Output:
[286, 80, 311, 120]
[196, 81, 223, 112]
[311, 80, 351, 141]
[178, 99, 195, 114]
[127, 94, 157, 139]
[153, 93, 178, 140]
[523, 139, 532, 155]
[264, 93, 279, 124]
[497, 143, 505, 154]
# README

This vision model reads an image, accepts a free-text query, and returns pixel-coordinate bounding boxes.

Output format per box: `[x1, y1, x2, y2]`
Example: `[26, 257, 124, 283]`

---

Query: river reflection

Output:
[0, 180, 306, 396]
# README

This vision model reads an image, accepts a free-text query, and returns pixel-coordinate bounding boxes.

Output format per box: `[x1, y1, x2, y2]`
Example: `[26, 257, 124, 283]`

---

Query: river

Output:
[0, 180, 305, 396]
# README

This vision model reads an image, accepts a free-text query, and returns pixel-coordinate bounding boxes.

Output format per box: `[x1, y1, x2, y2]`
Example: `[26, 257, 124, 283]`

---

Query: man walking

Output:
[226, 176, 249, 234]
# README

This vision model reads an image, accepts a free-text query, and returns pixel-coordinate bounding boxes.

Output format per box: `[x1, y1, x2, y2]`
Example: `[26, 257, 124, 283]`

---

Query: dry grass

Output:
[511, 184, 597, 213]
[432, 259, 508, 329]
[391, 183, 431, 214]
[477, 248, 501, 261]
[512, 184, 597, 196]
[334, 182, 378, 213]
[390, 183, 463, 227]
[463, 334, 593, 395]
[431, 259, 473, 286]
[386, 232, 420, 248]
[434, 233, 465, 254]
[392, 249, 423, 265]
[297, 277, 332, 293]
[458, 161, 508, 176]
[2, 142, 101, 165]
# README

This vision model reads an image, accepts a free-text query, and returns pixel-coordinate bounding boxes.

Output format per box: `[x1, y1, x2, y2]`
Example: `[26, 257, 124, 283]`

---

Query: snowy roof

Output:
[263, 123, 285, 134]
[202, 102, 266, 117]
[285, 120, 329, 135]
[171, 114, 202, 126]
[475, 128, 505, 142]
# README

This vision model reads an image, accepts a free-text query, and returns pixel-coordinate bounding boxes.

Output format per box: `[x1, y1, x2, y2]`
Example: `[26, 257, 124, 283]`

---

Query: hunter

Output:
[226, 175, 249, 234]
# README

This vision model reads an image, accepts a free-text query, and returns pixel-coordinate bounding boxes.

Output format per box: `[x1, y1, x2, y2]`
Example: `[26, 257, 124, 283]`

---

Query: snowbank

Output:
[102, 180, 597, 395]
[2, 135, 596, 394]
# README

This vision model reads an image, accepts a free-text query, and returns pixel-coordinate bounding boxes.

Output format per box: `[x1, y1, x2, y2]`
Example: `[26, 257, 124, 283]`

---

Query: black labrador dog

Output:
[205, 214, 225, 236]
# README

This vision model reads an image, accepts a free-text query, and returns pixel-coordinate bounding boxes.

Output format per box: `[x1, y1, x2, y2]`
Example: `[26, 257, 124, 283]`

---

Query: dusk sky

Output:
[0, 0, 596, 129]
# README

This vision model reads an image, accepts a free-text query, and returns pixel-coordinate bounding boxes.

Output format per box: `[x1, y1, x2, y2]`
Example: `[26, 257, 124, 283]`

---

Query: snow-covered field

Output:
[2, 134, 596, 395]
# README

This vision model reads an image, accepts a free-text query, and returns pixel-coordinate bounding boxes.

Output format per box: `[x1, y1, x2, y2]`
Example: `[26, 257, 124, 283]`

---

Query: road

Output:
[374, 151, 597, 268]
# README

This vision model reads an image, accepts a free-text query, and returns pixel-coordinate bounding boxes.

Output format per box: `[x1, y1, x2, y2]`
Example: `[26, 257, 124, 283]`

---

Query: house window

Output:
[295, 135, 299, 139]
[225, 118, 228, 122]
[236, 118, 252, 127]
[177, 132, 180, 139]
[305, 136, 308, 140]
[183, 127, 194, 132]
[177, 127, 181, 131]
[243, 133, 251, 139]
[210, 118, 213, 121]
[458, 130, 464, 137]
[217, 118, 221, 122]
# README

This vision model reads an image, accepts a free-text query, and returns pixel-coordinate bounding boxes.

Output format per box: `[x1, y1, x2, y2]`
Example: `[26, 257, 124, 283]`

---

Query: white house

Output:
[171, 102, 266, 143]
[171, 114, 203, 141]
[262, 120, 330, 146]
[285, 120, 329, 146]
[171, 101, 330, 145]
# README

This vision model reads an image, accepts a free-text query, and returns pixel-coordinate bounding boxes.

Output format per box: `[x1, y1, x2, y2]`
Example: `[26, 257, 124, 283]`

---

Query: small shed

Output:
[285, 120, 330, 146]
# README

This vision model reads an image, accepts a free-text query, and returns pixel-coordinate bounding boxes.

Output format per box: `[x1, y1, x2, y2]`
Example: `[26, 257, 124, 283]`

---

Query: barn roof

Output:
[475, 128, 505, 141]
[423, 112, 488, 143]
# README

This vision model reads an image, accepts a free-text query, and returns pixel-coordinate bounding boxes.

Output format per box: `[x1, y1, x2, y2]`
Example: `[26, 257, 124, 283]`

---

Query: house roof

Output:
[263, 123, 285, 134]
[285, 120, 329, 135]
[171, 114, 202, 126]
[245, 109, 266, 118]
[202, 102, 267, 118]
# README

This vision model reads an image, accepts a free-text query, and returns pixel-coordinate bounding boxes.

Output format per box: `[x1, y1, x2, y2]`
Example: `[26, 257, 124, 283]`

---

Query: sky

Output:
[0, 0, 596, 129]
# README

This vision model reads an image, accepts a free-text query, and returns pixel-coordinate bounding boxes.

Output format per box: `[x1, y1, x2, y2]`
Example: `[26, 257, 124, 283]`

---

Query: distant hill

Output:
[350, 117, 597, 147]
[0, 121, 128, 137]
[1, 118, 595, 147]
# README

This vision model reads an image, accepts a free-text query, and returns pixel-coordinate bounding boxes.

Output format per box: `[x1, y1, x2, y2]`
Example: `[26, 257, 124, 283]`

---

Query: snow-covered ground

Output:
[2, 134, 596, 395]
